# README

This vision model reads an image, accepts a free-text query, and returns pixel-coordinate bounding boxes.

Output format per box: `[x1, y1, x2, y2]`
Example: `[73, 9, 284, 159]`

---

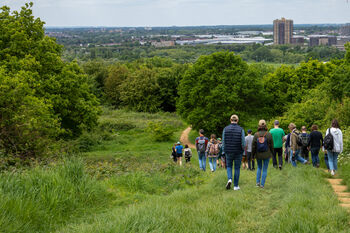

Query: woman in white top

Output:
[325, 119, 343, 176]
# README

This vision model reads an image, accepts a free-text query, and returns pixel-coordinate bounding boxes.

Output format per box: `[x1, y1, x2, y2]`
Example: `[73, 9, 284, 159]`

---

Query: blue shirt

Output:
[175, 145, 183, 154]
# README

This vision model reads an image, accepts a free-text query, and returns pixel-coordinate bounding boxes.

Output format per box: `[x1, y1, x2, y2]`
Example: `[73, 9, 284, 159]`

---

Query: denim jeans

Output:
[327, 151, 339, 171]
[324, 153, 330, 170]
[198, 152, 207, 171]
[226, 153, 242, 187]
[310, 148, 320, 167]
[256, 158, 270, 187]
[209, 157, 217, 171]
[290, 149, 307, 167]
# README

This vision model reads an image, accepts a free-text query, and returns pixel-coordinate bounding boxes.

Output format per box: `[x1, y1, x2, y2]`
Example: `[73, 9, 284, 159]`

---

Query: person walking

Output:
[284, 133, 291, 163]
[171, 143, 177, 163]
[325, 119, 343, 176]
[252, 120, 273, 188]
[184, 145, 192, 163]
[222, 115, 246, 191]
[289, 123, 308, 167]
[206, 134, 220, 172]
[217, 138, 226, 168]
[300, 126, 310, 161]
[245, 129, 255, 170]
[269, 120, 285, 170]
[308, 125, 323, 168]
[195, 129, 209, 171]
[175, 142, 184, 166]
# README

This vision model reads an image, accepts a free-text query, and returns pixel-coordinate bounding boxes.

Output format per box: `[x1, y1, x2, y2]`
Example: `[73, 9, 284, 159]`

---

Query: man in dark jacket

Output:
[222, 114, 246, 191]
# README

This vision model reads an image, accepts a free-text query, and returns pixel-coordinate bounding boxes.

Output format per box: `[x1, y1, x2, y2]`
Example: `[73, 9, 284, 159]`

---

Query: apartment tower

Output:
[273, 18, 293, 44]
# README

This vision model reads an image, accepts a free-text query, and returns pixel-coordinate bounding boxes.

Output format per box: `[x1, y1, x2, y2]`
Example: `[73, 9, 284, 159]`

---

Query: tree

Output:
[0, 3, 100, 156]
[177, 51, 265, 134]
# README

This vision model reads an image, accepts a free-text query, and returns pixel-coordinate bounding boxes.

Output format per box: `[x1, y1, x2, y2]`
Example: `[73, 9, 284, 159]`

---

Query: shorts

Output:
[176, 153, 183, 158]
[242, 155, 247, 162]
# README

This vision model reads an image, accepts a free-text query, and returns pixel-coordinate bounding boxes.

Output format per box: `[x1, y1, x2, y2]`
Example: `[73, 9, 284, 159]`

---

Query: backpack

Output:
[197, 138, 206, 153]
[300, 134, 309, 147]
[185, 150, 191, 157]
[209, 142, 219, 155]
[293, 131, 303, 147]
[324, 128, 334, 151]
[257, 132, 268, 152]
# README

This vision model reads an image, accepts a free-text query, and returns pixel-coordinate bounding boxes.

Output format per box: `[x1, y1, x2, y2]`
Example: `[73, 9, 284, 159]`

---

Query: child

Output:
[184, 145, 192, 163]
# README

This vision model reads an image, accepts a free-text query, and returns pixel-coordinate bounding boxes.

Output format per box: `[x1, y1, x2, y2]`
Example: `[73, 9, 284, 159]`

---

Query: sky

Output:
[2, 0, 350, 27]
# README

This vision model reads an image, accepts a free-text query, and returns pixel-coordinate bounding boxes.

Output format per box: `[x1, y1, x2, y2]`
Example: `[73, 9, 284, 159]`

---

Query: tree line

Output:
[1, 3, 350, 158]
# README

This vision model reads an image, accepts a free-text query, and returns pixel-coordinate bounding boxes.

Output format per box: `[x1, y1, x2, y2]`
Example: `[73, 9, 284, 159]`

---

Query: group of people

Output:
[173, 114, 344, 191]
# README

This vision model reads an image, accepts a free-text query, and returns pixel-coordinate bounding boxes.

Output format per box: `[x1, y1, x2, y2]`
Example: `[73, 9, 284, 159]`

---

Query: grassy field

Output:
[0, 109, 349, 233]
[57, 165, 350, 233]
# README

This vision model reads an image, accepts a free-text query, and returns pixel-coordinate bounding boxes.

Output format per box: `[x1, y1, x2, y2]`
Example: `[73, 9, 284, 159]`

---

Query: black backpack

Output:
[293, 131, 303, 147]
[300, 134, 309, 147]
[324, 128, 334, 151]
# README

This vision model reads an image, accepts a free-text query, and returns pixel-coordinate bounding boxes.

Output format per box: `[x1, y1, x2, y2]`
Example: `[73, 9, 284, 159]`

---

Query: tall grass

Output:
[0, 158, 112, 233]
[58, 165, 350, 233]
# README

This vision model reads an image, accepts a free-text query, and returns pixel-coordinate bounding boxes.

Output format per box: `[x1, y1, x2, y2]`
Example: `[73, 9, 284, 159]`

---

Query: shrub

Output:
[146, 121, 173, 142]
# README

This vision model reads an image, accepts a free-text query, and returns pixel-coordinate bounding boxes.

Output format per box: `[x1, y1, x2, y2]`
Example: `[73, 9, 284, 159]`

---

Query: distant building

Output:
[291, 36, 305, 45]
[340, 24, 350, 36]
[335, 36, 350, 51]
[309, 35, 337, 46]
[151, 41, 175, 47]
[273, 18, 293, 44]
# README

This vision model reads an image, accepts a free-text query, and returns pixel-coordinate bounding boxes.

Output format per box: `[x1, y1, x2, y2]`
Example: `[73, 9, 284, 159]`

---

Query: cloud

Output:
[1, 0, 349, 26]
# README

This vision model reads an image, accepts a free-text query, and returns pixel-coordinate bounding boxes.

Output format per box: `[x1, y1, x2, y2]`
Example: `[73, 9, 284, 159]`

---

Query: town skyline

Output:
[2, 0, 350, 27]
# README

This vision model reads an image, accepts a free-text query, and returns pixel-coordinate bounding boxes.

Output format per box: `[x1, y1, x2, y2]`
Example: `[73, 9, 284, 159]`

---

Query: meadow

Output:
[1, 109, 349, 233]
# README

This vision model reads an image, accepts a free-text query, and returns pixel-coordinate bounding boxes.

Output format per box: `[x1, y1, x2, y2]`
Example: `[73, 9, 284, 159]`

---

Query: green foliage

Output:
[104, 64, 129, 107]
[0, 3, 100, 158]
[0, 69, 61, 157]
[103, 58, 187, 112]
[146, 121, 174, 142]
[177, 51, 266, 134]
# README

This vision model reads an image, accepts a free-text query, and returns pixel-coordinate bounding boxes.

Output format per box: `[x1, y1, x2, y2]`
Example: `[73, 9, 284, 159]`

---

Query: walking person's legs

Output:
[327, 151, 335, 172]
[198, 152, 206, 171]
[212, 157, 217, 171]
[233, 156, 242, 189]
[276, 148, 283, 169]
[226, 155, 233, 189]
[260, 158, 270, 187]
[324, 153, 330, 170]
[256, 159, 263, 185]
[247, 152, 252, 170]
[332, 152, 339, 171]
[272, 149, 278, 168]
[290, 150, 297, 167]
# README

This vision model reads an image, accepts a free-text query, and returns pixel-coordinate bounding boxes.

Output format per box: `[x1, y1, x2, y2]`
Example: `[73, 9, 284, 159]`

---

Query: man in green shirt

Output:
[269, 120, 285, 170]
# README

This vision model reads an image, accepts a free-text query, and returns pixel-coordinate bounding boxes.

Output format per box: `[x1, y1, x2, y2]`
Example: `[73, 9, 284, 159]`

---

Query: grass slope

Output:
[58, 165, 350, 233]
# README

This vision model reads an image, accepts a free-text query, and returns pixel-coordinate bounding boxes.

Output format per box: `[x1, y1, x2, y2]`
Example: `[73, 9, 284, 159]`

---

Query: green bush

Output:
[146, 121, 174, 142]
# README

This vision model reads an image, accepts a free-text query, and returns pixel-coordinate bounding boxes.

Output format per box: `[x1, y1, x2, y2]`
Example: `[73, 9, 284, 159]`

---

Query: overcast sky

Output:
[2, 0, 350, 27]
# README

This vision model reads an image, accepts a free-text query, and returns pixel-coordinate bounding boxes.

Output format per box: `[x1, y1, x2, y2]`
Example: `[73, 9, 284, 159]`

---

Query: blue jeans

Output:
[327, 151, 339, 171]
[226, 153, 242, 187]
[209, 157, 217, 171]
[290, 149, 307, 167]
[256, 158, 270, 187]
[310, 148, 320, 167]
[324, 153, 330, 170]
[198, 152, 206, 171]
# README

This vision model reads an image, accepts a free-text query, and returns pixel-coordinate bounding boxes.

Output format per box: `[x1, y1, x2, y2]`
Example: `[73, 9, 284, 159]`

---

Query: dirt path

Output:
[327, 177, 350, 210]
[180, 127, 196, 149]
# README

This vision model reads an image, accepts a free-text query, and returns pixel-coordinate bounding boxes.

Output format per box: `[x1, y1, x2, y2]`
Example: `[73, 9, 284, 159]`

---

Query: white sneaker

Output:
[234, 186, 240, 191]
[331, 170, 335, 176]
[226, 179, 232, 190]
